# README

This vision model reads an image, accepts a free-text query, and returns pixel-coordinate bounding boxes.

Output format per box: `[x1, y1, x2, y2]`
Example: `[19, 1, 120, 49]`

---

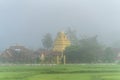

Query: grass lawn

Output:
[0, 64, 120, 80]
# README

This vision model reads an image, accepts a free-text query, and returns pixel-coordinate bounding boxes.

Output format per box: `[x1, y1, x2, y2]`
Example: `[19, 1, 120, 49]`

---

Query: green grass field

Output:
[0, 64, 120, 80]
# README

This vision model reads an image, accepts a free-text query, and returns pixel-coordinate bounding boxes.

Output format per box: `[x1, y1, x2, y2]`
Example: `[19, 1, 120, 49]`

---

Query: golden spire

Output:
[53, 31, 71, 52]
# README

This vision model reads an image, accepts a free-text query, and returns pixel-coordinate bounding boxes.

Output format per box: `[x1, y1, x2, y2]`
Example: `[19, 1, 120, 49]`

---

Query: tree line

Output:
[41, 28, 118, 63]
[0, 28, 119, 64]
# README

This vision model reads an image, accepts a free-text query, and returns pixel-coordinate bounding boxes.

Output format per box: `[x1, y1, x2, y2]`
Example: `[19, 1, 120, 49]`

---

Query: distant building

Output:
[53, 31, 71, 52]
[52, 31, 71, 64]
[1, 44, 34, 63]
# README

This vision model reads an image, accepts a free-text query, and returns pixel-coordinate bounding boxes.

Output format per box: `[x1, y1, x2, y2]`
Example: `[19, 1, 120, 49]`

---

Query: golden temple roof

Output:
[53, 32, 71, 52]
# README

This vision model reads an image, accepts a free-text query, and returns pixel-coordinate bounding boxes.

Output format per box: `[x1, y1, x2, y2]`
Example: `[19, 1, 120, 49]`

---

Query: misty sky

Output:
[0, 0, 120, 51]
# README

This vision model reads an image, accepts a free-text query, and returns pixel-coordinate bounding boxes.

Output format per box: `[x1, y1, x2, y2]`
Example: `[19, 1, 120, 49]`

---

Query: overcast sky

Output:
[0, 0, 120, 51]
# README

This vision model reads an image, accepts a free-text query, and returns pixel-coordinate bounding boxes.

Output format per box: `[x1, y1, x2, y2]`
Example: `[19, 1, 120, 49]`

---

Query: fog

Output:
[0, 0, 120, 51]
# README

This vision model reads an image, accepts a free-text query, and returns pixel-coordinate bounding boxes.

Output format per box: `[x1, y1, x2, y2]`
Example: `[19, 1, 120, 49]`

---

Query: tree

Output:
[79, 36, 104, 63]
[66, 27, 79, 45]
[64, 36, 104, 63]
[41, 33, 53, 50]
[103, 47, 117, 63]
[64, 45, 81, 63]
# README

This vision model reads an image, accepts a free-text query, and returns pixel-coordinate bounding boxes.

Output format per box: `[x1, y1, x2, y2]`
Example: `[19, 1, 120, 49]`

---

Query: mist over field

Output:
[0, 0, 120, 51]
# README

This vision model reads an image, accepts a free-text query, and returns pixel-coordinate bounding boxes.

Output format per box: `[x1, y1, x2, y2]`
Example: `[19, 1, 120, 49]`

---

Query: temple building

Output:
[1, 44, 35, 63]
[53, 31, 71, 64]
[53, 31, 71, 52]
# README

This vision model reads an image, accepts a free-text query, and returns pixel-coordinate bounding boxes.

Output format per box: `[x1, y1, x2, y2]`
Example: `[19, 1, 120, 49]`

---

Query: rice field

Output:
[0, 64, 120, 80]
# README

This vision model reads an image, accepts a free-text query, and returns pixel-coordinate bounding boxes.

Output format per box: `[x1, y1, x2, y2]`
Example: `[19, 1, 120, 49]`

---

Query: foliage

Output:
[64, 45, 81, 63]
[103, 47, 117, 63]
[41, 33, 53, 50]
[64, 36, 105, 63]
[66, 27, 79, 45]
